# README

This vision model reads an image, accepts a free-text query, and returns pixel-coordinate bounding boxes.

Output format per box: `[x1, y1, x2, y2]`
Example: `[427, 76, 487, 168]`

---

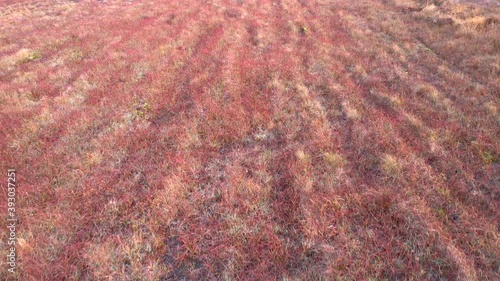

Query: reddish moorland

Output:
[0, 0, 499, 280]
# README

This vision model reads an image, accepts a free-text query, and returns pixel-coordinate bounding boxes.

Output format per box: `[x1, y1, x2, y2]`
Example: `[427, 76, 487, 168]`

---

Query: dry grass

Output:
[0, 0, 499, 280]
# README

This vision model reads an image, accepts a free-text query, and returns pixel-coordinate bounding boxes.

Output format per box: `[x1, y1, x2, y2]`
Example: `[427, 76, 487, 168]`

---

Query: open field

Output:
[1, 0, 499, 280]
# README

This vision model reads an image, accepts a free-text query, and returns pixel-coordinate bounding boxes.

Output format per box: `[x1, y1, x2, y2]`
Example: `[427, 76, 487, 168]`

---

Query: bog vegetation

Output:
[0, 0, 498, 280]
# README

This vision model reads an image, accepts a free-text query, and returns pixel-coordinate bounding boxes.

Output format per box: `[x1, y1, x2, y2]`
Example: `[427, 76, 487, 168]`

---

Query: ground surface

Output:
[0, 0, 499, 280]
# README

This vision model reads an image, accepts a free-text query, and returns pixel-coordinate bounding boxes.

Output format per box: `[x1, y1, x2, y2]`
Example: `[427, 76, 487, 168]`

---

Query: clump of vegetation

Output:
[481, 151, 497, 165]
[67, 49, 84, 62]
[133, 102, 151, 119]
[381, 154, 402, 179]
[295, 149, 311, 163]
[323, 152, 345, 170]
[17, 50, 42, 64]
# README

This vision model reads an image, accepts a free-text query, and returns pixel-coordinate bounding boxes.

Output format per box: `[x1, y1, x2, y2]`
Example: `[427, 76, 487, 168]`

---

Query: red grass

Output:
[0, 0, 499, 280]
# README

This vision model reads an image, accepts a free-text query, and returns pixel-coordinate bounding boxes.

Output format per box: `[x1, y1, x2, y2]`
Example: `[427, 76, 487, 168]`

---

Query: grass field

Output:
[1, 0, 499, 280]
